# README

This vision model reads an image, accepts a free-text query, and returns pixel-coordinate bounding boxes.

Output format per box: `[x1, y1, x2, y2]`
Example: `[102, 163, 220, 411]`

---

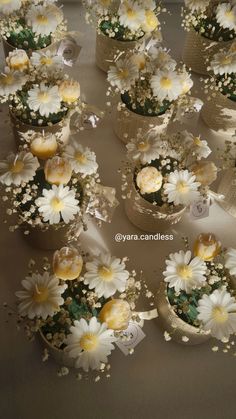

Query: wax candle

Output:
[53, 247, 83, 280]
[194, 233, 221, 262]
[30, 133, 58, 160]
[44, 156, 72, 185]
[99, 299, 131, 330]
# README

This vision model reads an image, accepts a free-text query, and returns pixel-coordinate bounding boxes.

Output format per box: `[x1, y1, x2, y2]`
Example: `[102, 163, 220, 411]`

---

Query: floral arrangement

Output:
[0, 0, 67, 52]
[13, 247, 154, 379]
[83, 0, 164, 41]
[0, 142, 117, 234]
[182, 0, 236, 42]
[162, 233, 236, 349]
[204, 41, 236, 102]
[0, 49, 81, 128]
[107, 44, 193, 118]
[122, 129, 217, 211]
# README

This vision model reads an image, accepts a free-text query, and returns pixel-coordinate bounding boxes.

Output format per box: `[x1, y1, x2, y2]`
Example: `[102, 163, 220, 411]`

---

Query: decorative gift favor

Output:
[122, 129, 217, 232]
[182, 0, 236, 75]
[83, 0, 164, 72]
[157, 233, 236, 348]
[107, 45, 194, 143]
[0, 144, 118, 249]
[13, 248, 156, 379]
[201, 42, 236, 133]
[0, 0, 67, 57]
[0, 49, 82, 144]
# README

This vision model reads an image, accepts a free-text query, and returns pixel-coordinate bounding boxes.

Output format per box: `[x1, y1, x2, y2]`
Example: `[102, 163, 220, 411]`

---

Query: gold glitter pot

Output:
[124, 174, 186, 233]
[182, 28, 233, 76]
[201, 90, 236, 135]
[95, 32, 142, 73]
[156, 282, 210, 345]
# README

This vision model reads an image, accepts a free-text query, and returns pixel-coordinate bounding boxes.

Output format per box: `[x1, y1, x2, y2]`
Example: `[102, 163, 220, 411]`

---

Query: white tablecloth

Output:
[0, 3, 236, 419]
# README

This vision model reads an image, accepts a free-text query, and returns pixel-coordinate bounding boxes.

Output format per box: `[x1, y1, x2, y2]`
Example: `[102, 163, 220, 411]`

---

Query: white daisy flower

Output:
[27, 83, 61, 117]
[197, 288, 236, 340]
[65, 317, 116, 372]
[0, 0, 21, 15]
[126, 130, 161, 164]
[163, 169, 201, 206]
[63, 140, 98, 176]
[0, 151, 39, 186]
[26, 5, 58, 36]
[179, 70, 193, 94]
[225, 248, 236, 276]
[83, 254, 130, 298]
[118, 1, 145, 31]
[210, 51, 236, 75]
[184, 0, 210, 12]
[107, 58, 139, 92]
[0, 67, 27, 96]
[216, 3, 236, 32]
[15, 272, 67, 320]
[151, 70, 183, 102]
[150, 47, 177, 71]
[31, 51, 64, 75]
[35, 184, 80, 225]
[163, 250, 207, 293]
[181, 131, 211, 159]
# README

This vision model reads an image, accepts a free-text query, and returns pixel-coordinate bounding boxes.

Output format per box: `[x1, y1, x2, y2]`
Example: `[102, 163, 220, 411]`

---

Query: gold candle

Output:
[53, 247, 83, 281]
[44, 156, 72, 185]
[99, 299, 131, 330]
[30, 132, 58, 160]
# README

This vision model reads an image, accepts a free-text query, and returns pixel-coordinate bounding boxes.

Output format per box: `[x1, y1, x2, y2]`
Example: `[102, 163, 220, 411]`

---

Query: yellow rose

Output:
[99, 299, 131, 330]
[194, 233, 221, 261]
[141, 10, 159, 33]
[136, 166, 163, 195]
[190, 161, 217, 186]
[30, 133, 58, 160]
[59, 80, 80, 104]
[44, 156, 72, 185]
[53, 247, 83, 280]
[6, 49, 29, 71]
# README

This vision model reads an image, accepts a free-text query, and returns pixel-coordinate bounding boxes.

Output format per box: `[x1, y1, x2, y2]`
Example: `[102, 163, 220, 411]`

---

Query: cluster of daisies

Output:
[15, 247, 146, 376]
[0, 139, 101, 231]
[204, 41, 236, 101]
[0, 0, 66, 51]
[0, 48, 81, 127]
[163, 233, 236, 344]
[182, 0, 236, 41]
[107, 45, 193, 116]
[122, 129, 217, 210]
[84, 0, 163, 41]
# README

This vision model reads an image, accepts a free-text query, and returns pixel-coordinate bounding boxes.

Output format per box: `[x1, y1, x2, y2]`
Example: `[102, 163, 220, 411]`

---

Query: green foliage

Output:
[121, 91, 171, 117]
[195, 18, 235, 42]
[99, 19, 143, 41]
[7, 20, 51, 51]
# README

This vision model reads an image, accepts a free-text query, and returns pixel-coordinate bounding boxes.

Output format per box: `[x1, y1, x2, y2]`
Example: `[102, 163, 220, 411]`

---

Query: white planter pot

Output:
[201, 91, 236, 134]
[39, 330, 76, 368]
[2, 37, 57, 58]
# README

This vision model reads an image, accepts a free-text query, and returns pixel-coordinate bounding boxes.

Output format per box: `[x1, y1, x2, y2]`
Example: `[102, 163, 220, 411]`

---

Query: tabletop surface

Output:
[0, 3, 236, 419]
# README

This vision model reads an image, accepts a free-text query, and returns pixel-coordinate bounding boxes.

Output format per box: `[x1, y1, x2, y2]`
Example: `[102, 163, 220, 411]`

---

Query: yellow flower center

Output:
[38, 91, 50, 103]
[127, 8, 137, 19]
[225, 11, 234, 22]
[80, 333, 98, 351]
[75, 151, 87, 164]
[118, 68, 129, 79]
[212, 306, 229, 324]
[51, 197, 64, 212]
[194, 137, 202, 146]
[176, 181, 189, 194]
[220, 56, 232, 65]
[33, 285, 49, 303]
[1, 73, 14, 85]
[36, 14, 49, 25]
[98, 265, 114, 281]
[177, 264, 193, 280]
[0, 0, 12, 4]
[40, 57, 53, 66]
[137, 141, 150, 152]
[10, 160, 24, 173]
[160, 77, 172, 89]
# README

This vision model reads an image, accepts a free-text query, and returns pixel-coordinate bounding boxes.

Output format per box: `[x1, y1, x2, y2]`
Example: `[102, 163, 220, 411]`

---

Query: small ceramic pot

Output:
[10, 109, 71, 147]
[201, 91, 236, 135]
[183, 28, 233, 76]
[156, 282, 210, 345]
[124, 175, 186, 233]
[2, 37, 55, 58]
[96, 32, 141, 73]
[217, 169, 236, 218]
[39, 330, 75, 368]
[113, 103, 172, 144]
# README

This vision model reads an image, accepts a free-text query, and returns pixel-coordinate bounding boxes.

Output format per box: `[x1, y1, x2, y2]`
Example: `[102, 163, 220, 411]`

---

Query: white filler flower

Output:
[27, 83, 61, 117]
[16, 272, 67, 320]
[65, 317, 116, 372]
[163, 250, 207, 293]
[163, 169, 201, 206]
[36, 184, 80, 224]
[63, 141, 98, 176]
[197, 288, 236, 340]
[84, 254, 130, 298]
[0, 151, 39, 186]
[26, 4, 58, 36]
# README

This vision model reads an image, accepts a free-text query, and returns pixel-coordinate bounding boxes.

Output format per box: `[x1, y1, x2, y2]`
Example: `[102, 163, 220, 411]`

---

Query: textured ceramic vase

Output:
[2, 38, 55, 58]
[156, 282, 210, 345]
[39, 330, 75, 367]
